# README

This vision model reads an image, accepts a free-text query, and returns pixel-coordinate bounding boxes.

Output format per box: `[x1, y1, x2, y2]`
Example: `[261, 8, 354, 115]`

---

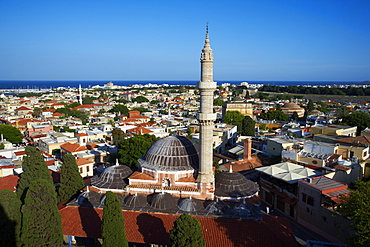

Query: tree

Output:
[259, 110, 289, 122]
[110, 104, 129, 116]
[224, 110, 244, 132]
[307, 99, 314, 112]
[17, 146, 53, 202]
[132, 96, 149, 103]
[342, 111, 370, 135]
[21, 179, 63, 247]
[336, 180, 370, 246]
[0, 124, 23, 144]
[102, 191, 128, 247]
[241, 116, 255, 136]
[170, 214, 205, 247]
[213, 98, 224, 106]
[292, 111, 299, 122]
[112, 128, 127, 147]
[58, 154, 85, 202]
[0, 189, 22, 247]
[118, 134, 158, 167]
[32, 107, 42, 118]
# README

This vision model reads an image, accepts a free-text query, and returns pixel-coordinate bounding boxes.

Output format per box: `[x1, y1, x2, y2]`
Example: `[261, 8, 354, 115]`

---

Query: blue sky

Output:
[0, 0, 369, 81]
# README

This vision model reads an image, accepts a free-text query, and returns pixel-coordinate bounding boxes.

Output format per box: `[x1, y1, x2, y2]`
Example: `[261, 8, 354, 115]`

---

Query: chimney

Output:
[243, 138, 252, 160]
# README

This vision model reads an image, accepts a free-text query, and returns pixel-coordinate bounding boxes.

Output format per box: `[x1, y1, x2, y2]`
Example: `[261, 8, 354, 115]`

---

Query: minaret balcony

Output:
[197, 81, 217, 89]
[197, 113, 217, 121]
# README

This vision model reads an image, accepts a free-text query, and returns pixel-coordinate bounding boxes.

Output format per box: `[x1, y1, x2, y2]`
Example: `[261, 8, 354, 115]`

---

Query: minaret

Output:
[197, 24, 216, 190]
[78, 84, 83, 105]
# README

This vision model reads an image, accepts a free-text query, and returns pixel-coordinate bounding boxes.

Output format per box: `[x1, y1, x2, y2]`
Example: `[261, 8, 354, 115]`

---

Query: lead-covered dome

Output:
[215, 172, 259, 199]
[138, 135, 199, 171]
[282, 102, 302, 109]
[91, 164, 133, 190]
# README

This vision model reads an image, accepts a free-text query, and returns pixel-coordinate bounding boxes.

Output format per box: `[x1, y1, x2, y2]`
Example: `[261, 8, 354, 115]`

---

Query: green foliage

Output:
[68, 102, 81, 108]
[342, 111, 370, 135]
[110, 104, 129, 116]
[170, 214, 205, 247]
[150, 100, 160, 105]
[32, 107, 42, 118]
[259, 110, 289, 122]
[21, 179, 63, 247]
[132, 96, 149, 103]
[131, 107, 151, 113]
[112, 128, 127, 147]
[0, 143, 4, 150]
[102, 191, 128, 247]
[17, 146, 54, 202]
[117, 98, 130, 104]
[0, 124, 23, 144]
[118, 134, 158, 167]
[292, 111, 299, 122]
[259, 85, 370, 96]
[336, 180, 370, 246]
[307, 99, 315, 112]
[224, 111, 244, 132]
[213, 98, 224, 106]
[58, 154, 85, 202]
[241, 116, 255, 136]
[82, 95, 96, 105]
[0, 189, 22, 247]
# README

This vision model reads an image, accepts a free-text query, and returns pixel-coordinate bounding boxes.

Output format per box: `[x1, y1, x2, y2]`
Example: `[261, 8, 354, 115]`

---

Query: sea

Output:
[0, 80, 367, 90]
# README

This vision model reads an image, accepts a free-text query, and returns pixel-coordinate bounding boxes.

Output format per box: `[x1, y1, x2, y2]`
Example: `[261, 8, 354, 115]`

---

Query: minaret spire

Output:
[197, 24, 216, 196]
[78, 84, 83, 105]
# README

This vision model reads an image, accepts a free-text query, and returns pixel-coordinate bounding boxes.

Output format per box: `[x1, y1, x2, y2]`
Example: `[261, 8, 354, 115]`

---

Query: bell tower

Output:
[197, 24, 216, 197]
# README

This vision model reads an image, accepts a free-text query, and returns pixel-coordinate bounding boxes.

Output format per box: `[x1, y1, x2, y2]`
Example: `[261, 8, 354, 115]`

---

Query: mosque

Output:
[59, 27, 300, 247]
[82, 26, 260, 218]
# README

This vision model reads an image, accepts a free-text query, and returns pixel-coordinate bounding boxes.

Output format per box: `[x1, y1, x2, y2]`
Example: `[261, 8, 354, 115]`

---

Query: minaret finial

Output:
[206, 22, 209, 34]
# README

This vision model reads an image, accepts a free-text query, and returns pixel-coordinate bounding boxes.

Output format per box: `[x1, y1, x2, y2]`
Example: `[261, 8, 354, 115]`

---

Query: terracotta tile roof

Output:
[15, 106, 32, 111]
[127, 127, 153, 134]
[59, 206, 298, 247]
[76, 133, 88, 137]
[128, 171, 156, 180]
[14, 151, 26, 156]
[0, 175, 19, 191]
[336, 136, 370, 146]
[176, 177, 196, 182]
[61, 142, 87, 153]
[76, 157, 93, 166]
[224, 156, 263, 172]
[53, 112, 64, 117]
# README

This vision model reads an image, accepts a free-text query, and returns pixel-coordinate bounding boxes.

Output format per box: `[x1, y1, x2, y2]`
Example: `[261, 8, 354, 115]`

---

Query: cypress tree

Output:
[241, 116, 255, 136]
[102, 191, 128, 247]
[21, 179, 63, 247]
[17, 146, 53, 202]
[58, 154, 85, 202]
[170, 214, 205, 247]
[0, 189, 22, 247]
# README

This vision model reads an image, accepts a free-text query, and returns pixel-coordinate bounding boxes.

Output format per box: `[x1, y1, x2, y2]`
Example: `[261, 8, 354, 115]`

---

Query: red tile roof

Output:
[59, 206, 298, 247]
[0, 175, 19, 191]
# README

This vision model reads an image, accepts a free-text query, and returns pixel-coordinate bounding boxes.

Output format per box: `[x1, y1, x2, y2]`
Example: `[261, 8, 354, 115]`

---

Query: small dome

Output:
[147, 192, 176, 210]
[139, 135, 199, 171]
[215, 172, 259, 199]
[76, 191, 102, 207]
[205, 200, 230, 215]
[178, 198, 202, 212]
[91, 165, 133, 190]
[282, 102, 302, 109]
[123, 193, 147, 208]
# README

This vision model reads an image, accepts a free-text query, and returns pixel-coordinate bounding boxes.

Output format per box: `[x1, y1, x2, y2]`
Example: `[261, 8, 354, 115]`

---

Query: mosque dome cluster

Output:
[138, 135, 199, 171]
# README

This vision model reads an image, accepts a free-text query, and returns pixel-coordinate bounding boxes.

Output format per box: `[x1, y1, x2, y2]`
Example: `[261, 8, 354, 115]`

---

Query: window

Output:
[87, 166, 90, 172]
[350, 151, 354, 158]
[307, 196, 314, 206]
[364, 151, 367, 158]
[79, 167, 83, 173]
[301, 193, 307, 203]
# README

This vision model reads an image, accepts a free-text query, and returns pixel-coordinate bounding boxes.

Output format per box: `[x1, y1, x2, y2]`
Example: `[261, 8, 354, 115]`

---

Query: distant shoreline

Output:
[0, 80, 366, 90]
